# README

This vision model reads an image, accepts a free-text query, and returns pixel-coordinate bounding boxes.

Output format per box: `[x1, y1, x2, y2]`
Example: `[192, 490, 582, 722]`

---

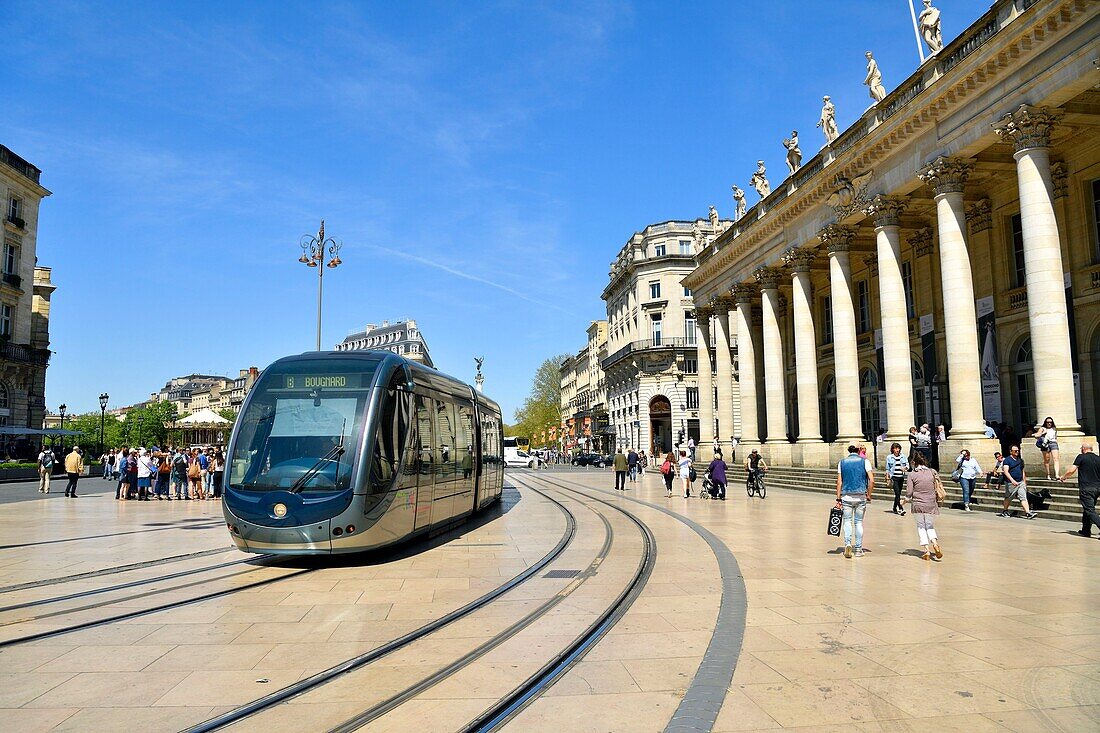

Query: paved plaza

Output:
[0, 469, 1096, 732]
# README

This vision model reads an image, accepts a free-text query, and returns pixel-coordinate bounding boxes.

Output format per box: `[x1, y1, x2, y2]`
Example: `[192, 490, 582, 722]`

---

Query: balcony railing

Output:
[0, 145, 42, 185]
[1006, 286, 1028, 311]
[0, 341, 50, 365]
[5, 215, 25, 230]
[1, 273, 21, 289]
[601, 337, 692, 370]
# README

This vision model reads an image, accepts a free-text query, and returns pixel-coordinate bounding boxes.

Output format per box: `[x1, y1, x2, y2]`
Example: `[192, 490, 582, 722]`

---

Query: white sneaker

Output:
[964, 504, 972, 512]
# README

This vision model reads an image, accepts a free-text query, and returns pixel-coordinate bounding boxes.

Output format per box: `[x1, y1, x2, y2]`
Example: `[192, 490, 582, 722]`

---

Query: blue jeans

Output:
[959, 477, 975, 504]
[841, 495, 867, 549]
[172, 475, 189, 499]
[628, 465, 637, 481]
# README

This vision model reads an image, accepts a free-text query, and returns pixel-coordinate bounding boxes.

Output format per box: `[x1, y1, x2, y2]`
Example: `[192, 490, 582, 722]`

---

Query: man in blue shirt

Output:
[999, 445, 1037, 519]
[626, 448, 639, 482]
[835, 445, 874, 558]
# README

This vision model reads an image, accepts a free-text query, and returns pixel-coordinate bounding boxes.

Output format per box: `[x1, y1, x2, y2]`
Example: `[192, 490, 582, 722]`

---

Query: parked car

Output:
[504, 450, 540, 468]
[571, 453, 609, 468]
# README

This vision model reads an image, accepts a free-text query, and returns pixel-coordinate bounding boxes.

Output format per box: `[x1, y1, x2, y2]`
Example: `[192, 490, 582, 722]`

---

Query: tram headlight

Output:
[272, 503, 288, 519]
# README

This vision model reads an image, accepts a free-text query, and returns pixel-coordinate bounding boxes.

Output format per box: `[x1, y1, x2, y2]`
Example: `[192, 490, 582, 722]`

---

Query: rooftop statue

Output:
[708, 205, 721, 231]
[750, 160, 771, 198]
[817, 96, 839, 144]
[783, 131, 802, 174]
[919, 0, 943, 55]
[865, 52, 886, 104]
[731, 185, 747, 221]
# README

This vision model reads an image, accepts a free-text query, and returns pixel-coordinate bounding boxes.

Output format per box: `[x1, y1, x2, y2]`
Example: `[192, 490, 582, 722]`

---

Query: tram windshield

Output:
[228, 358, 379, 493]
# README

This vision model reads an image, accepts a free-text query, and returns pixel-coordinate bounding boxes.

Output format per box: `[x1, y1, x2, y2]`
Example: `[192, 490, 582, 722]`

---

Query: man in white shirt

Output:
[136, 448, 156, 501]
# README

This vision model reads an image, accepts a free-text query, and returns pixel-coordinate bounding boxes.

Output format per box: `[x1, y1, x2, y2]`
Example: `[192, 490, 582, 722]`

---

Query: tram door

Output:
[433, 399, 457, 525]
[412, 394, 434, 532]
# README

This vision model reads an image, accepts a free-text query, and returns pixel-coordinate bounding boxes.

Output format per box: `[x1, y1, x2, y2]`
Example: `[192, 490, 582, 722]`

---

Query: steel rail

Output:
[181, 483, 578, 733]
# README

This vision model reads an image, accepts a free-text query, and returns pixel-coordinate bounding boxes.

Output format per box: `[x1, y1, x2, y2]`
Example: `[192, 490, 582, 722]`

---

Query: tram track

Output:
[181, 482, 579, 733]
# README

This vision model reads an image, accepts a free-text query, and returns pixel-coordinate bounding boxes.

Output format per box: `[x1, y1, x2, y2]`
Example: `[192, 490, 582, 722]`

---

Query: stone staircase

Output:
[724, 465, 1084, 523]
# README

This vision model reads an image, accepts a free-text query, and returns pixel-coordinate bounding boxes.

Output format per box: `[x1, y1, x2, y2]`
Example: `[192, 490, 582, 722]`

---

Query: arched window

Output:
[912, 358, 928, 429]
[819, 375, 838, 443]
[1014, 337, 1035, 430]
[859, 368, 879, 438]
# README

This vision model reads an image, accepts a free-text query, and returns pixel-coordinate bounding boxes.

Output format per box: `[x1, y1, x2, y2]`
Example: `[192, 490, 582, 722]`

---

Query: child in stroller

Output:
[701, 470, 714, 500]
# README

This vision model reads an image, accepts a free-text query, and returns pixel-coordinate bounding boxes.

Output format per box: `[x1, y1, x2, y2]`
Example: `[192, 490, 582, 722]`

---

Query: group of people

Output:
[35, 444, 85, 498]
[612, 445, 767, 502]
[101, 446, 225, 501]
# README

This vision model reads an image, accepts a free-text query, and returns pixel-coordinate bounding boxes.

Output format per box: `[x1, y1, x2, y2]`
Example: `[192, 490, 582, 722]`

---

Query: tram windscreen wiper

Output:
[288, 419, 346, 494]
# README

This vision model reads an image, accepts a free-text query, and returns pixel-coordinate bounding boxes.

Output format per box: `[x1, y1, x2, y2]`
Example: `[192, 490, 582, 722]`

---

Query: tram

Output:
[222, 351, 504, 555]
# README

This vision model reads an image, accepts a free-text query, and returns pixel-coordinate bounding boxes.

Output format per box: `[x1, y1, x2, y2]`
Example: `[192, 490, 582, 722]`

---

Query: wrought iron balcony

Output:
[0, 341, 50, 366]
[601, 337, 691, 370]
[5, 215, 25, 230]
[1, 272, 21, 289]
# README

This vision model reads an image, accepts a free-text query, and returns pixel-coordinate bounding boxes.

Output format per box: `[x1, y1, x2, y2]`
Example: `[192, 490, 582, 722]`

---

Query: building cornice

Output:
[683, 0, 1095, 292]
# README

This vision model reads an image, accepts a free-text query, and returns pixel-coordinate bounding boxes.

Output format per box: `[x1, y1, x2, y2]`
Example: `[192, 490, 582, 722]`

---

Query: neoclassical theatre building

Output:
[683, 0, 1099, 467]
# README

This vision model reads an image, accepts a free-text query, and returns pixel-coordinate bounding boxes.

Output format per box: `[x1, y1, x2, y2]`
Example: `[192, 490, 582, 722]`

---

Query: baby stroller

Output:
[700, 470, 714, 500]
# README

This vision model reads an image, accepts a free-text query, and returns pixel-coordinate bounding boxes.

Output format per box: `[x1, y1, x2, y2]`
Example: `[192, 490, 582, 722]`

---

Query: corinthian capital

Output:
[730, 283, 758, 304]
[908, 227, 934, 257]
[992, 104, 1063, 153]
[918, 156, 971, 195]
[966, 198, 992, 235]
[782, 247, 817, 273]
[863, 194, 906, 228]
[818, 224, 855, 253]
[752, 266, 781, 290]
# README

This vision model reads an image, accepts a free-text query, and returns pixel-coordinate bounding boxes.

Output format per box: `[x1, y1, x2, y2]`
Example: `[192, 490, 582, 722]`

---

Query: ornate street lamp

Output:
[299, 220, 343, 351]
[58, 403, 67, 454]
[98, 393, 109, 457]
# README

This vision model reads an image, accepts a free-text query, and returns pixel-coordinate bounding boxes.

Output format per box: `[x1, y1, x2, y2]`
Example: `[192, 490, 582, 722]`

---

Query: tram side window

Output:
[369, 389, 409, 493]
[416, 395, 434, 476]
[457, 404, 474, 479]
[435, 399, 456, 480]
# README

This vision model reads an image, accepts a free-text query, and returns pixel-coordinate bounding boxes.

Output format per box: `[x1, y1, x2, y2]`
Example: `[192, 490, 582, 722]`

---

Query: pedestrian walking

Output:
[106, 449, 116, 480]
[707, 451, 727, 500]
[1033, 417, 1060, 480]
[885, 442, 908, 515]
[999, 445, 1037, 519]
[37, 445, 55, 494]
[834, 444, 874, 558]
[212, 450, 225, 499]
[687, 437, 696, 461]
[638, 449, 647, 476]
[954, 449, 982, 512]
[626, 447, 638, 482]
[661, 451, 675, 497]
[63, 446, 83, 498]
[1058, 443, 1100, 538]
[613, 448, 628, 491]
[678, 450, 692, 497]
[903, 451, 944, 561]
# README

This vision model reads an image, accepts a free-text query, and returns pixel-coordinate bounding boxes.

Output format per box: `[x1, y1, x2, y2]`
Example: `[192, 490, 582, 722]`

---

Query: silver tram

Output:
[222, 351, 504, 554]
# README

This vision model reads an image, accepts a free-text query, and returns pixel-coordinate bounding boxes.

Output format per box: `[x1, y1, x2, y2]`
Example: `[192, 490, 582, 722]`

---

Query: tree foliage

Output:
[118, 401, 180, 449]
[511, 354, 568, 443]
[65, 412, 123, 453]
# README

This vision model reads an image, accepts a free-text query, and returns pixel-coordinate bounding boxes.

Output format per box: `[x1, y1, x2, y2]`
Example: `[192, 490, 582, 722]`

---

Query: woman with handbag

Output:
[954, 449, 982, 512]
[188, 449, 204, 500]
[1032, 417, 1060, 480]
[661, 451, 675, 498]
[903, 452, 944, 561]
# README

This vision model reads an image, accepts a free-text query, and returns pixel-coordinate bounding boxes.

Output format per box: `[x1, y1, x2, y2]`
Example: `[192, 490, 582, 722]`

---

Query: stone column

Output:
[731, 285, 760, 444]
[695, 307, 715, 457]
[994, 105, 1082, 434]
[711, 298, 737, 450]
[819, 225, 863, 443]
[864, 195, 915, 440]
[917, 157, 986, 438]
[783, 247, 822, 442]
[754, 267, 787, 443]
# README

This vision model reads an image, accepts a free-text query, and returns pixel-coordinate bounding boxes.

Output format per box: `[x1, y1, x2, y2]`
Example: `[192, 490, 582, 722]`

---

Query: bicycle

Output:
[746, 468, 767, 498]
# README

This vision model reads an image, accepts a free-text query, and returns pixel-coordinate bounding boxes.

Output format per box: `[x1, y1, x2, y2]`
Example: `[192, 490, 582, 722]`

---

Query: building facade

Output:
[335, 319, 433, 368]
[0, 145, 52, 441]
[158, 374, 228, 415]
[602, 218, 729, 456]
[684, 0, 1099, 467]
[560, 321, 609, 453]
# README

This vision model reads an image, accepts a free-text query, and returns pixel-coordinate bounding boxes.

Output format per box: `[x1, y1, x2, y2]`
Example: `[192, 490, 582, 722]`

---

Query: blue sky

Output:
[2, 1, 985, 420]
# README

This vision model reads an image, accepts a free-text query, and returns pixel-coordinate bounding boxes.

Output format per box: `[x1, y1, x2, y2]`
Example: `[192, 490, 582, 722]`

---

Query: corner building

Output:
[684, 0, 1099, 467]
[604, 218, 728, 456]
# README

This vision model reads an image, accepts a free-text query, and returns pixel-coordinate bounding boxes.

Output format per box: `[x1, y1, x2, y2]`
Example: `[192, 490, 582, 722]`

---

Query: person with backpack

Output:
[678, 449, 693, 498]
[661, 451, 675, 497]
[707, 451, 728, 500]
[155, 451, 171, 499]
[902, 452, 944, 561]
[37, 445, 55, 494]
[172, 448, 190, 499]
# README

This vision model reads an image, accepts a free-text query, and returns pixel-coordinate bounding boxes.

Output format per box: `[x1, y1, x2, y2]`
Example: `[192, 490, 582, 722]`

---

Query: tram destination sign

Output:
[281, 374, 365, 390]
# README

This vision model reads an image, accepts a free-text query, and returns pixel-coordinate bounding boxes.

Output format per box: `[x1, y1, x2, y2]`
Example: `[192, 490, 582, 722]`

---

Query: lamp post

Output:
[98, 393, 109, 457]
[58, 404, 67, 454]
[299, 220, 343, 351]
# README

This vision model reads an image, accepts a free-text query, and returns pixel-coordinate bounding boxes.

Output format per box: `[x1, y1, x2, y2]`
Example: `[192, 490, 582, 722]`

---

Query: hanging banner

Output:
[1065, 273, 1082, 419]
[920, 314, 939, 424]
[874, 329, 887, 429]
[976, 296, 1002, 423]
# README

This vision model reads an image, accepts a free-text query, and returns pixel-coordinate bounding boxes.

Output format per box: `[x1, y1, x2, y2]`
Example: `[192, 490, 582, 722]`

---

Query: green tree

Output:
[119, 401, 179, 448]
[217, 408, 238, 425]
[512, 354, 568, 443]
[65, 412, 123, 453]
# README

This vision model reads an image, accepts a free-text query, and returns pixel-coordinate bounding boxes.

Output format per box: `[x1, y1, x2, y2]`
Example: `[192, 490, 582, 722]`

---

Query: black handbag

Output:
[827, 506, 843, 536]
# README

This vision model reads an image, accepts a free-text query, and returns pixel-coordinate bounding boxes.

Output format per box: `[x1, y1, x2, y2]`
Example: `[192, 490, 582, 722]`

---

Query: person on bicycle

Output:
[745, 449, 767, 491]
